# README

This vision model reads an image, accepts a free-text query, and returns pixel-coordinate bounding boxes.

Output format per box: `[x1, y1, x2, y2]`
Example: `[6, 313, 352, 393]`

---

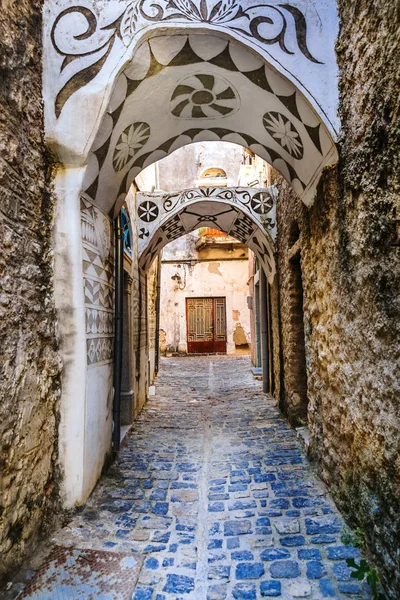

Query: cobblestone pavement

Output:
[16, 356, 371, 599]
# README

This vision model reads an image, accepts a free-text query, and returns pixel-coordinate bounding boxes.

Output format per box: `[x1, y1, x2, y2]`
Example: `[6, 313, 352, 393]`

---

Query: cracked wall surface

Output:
[0, 0, 61, 579]
[275, 2, 399, 592]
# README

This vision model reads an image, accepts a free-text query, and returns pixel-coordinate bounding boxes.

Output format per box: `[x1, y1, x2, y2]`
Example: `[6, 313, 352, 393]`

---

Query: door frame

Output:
[186, 296, 227, 355]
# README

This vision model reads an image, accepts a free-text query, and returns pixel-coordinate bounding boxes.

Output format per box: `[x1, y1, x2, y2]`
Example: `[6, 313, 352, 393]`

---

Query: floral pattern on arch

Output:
[263, 112, 304, 159]
[113, 122, 151, 171]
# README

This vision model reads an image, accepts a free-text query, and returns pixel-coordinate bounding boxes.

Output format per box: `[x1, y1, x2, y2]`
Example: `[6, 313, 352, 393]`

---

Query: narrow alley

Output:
[18, 357, 368, 599]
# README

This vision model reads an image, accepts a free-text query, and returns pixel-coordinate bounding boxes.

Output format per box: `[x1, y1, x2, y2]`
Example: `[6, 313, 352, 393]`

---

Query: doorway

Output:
[186, 297, 227, 354]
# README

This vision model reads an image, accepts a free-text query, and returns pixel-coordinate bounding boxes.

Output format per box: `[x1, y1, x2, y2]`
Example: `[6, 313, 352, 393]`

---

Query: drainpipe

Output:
[260, 267, 270, 393]
[112, 212, 124, 452]
[154, 254, 162, 375]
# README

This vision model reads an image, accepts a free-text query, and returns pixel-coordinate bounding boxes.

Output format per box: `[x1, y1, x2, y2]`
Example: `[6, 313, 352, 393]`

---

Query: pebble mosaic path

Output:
[16, 356, 372, 599]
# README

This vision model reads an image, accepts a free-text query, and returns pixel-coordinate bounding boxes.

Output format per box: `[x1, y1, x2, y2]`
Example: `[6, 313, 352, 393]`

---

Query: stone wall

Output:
[275, 2, 399, 591]
[0, 0, 61, 578]
[275, 191, 309, 425]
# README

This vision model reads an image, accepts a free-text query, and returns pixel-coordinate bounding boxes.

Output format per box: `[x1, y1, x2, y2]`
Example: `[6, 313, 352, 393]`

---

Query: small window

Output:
[200, 168, 227, 179]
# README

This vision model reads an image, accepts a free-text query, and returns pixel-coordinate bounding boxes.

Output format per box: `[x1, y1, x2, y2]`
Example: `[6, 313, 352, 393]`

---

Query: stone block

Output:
[305, 560, 326, 579]
[326, 546, 361, 560]
[163, 574, 195, 594]
[235, 562, 265, 579]
[280, 536, 305, 547]
[286, 579, 311, 597]
[224, 521, 252, 536]
[260, 549, 291, 561]
[274, 518, 300, 534]
[270, 560, 300, 578]
[260, 580, 281, 596]
[232, 583, 257, 599]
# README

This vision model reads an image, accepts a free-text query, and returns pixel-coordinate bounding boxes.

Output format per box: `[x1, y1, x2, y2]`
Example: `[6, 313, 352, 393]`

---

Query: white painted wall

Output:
[84, 365, 113, 497]
[155, 142, 244, 190]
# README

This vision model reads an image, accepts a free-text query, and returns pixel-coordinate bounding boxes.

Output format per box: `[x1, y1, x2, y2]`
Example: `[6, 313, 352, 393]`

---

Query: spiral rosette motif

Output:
[170, 74, 239, 119]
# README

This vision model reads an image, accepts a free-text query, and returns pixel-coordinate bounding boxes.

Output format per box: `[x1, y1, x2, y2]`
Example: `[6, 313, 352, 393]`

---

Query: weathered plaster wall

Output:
[147, 258, 159, 385]
[160, 233, 251, 355]
[247, 252, 258, 367]
[156, 142, 244, 190]
[275, 3, 400, 586]
[0, 0, 61, 578]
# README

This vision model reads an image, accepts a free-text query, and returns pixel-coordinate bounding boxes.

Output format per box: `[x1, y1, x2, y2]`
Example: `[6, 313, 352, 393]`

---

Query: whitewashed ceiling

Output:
[45, 0, 339, 168]
[81, 34, 337, 212]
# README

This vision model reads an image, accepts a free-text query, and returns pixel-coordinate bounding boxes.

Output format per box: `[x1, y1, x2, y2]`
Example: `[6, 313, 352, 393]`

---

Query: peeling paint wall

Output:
[160, 233, 250, 355]
[0, 0, 61, 578]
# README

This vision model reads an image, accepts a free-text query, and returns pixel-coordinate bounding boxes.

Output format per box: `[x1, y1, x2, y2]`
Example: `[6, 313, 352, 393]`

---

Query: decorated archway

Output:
[45, 1, 339, 202]
[136, 186, 277, 280]
[79, 32, 338, 210]
[45, 2, 340, 507]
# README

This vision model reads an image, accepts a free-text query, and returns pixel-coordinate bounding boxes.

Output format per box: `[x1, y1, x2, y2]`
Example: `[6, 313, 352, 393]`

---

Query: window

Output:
[200, 168, 227, 179]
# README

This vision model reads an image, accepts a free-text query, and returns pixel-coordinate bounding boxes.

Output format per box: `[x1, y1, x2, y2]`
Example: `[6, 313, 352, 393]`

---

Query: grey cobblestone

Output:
[17, 356, 372, 599]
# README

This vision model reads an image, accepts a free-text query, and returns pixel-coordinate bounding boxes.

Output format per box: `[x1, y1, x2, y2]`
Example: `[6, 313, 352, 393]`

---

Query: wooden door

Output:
[186, 297, 227, 354]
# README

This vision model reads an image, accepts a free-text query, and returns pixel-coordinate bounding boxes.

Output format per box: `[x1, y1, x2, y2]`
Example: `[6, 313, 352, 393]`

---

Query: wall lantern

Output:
[171, 272, 185, 290]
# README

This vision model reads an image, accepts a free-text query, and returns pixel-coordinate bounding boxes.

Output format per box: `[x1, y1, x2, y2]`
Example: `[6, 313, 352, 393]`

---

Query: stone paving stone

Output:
[41, 356, 371, 599]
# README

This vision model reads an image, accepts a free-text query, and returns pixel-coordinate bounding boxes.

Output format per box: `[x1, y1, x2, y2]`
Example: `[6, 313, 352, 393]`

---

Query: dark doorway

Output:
[186, 297, 227, 354]
[288, 252, 308, 422]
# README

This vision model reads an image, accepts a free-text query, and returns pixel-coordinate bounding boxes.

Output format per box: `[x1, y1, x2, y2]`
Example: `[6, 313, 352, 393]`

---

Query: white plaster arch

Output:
[75, 32, 338, 210]
[44, 0, 339, 169]
[136, 186, 277, 281]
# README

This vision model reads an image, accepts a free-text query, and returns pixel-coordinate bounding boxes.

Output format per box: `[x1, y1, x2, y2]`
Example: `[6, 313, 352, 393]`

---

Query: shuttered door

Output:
[186, 297, 227, 354]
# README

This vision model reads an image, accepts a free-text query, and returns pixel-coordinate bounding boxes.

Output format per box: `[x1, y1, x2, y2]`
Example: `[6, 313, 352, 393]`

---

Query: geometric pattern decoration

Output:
[86, 308, 114, 335]
[83, 280, 113, 310]
[79, 33, 338, 213]
[87, 337, 114, 365]
[170, 73, 240, 119]
[81, 195, 114, 365]
[136, 186, 277, 282]
[48, 0, 339, 136]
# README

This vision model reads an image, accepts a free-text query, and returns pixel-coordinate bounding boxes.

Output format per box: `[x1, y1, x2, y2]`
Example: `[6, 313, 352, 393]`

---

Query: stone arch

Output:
[136, 186, 277, 281]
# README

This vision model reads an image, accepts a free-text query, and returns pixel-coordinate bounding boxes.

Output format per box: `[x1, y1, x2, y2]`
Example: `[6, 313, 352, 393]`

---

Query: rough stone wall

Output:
[275, 194, 309, 425]
[275, 1, 400, 589]
[0, 0, 61, 579]
[277, 166, 399, 596]
[269, 280, 281, 402]
[332, 3, 399, 593]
